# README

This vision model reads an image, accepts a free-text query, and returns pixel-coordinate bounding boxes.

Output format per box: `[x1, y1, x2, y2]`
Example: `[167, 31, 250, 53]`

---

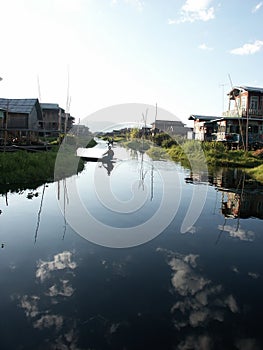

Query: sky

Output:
[1, 0, 263, 129]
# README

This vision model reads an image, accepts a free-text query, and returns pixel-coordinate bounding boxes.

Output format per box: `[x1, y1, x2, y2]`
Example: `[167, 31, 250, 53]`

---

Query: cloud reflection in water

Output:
[16, 250, 79, 349]
[157, 247, 240, 347]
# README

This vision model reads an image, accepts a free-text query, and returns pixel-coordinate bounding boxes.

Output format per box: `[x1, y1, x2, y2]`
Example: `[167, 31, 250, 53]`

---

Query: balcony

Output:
[223, 109, 263, 118]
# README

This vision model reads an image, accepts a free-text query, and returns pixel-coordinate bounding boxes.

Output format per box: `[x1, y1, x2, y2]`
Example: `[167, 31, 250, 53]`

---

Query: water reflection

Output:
[1, 148, 263, 349]
[158, 248, 239, 325]
[34, 184, 47, 243]
[15, 250, 78, 349]
[186, 167, 263, 220]
[101, 159, 115, 176]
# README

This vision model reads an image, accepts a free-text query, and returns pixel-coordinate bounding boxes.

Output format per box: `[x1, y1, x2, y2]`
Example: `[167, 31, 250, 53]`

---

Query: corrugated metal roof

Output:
[41, 103, 60, 110]
[188, 115, 220, 121]
[0, 98, 38, 114]
[153, 119, 185, 125]
[230, 86, 263, 94]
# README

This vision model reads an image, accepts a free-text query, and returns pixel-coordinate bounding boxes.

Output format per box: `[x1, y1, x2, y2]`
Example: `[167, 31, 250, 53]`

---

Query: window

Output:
[250, 96, 259, 110]
[248, 125, 259, 133]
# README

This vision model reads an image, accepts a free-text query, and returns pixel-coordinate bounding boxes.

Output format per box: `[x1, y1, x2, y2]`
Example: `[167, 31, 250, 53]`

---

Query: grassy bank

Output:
[159, 140, 263, 168]
[246, 164, 263, 183]
[107, 132, 263, 182]
[145, 139, 263, 182]
[0, 145, 87, 193]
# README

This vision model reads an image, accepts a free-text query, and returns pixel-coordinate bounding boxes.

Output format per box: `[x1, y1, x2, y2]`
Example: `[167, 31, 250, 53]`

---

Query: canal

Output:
[0, 143, 263, 350]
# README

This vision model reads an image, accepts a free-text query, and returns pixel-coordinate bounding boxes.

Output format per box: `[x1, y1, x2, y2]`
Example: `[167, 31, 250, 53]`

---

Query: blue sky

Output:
[1, 0, 263, 127]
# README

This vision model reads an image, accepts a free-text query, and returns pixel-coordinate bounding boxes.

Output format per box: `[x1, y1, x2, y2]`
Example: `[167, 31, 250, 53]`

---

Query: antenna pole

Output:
[37, 75, 41, 101]
[227, 74, 245, 150]
[219, 83, 226, 113]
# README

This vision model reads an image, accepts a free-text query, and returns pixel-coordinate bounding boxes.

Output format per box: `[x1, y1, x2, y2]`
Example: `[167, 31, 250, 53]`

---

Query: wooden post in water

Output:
[4, 100, 9, 152]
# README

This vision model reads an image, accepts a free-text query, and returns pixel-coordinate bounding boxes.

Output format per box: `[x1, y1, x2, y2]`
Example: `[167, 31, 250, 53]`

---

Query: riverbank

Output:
[0, 137, 98, 191]
[0, 146, 84, 194]
[166, 141, 263, 182]
[164, 141, 262, 167]
[119, 137, 263, 183]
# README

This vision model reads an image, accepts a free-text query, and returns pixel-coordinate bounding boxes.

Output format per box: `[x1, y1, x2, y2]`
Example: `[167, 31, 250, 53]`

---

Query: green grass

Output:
[0, 141, 90, 192]
[0, 137, 99, 190]
[246, 164, 263, 183]
[161, 140, 263, 168]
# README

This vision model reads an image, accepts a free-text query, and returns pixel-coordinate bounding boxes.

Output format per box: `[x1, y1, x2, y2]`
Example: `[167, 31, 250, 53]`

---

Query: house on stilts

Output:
[189, 86, 263, 149]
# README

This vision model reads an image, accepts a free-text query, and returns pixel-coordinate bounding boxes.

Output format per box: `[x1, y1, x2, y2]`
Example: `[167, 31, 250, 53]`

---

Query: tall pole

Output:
[219, 83, 226, 113]
[37, 75, 41, 102]
[4, 100, 9, 152]
[246, 108, 249, 152]
[227, 74, 245, 150]
[0, 78, 3, 145]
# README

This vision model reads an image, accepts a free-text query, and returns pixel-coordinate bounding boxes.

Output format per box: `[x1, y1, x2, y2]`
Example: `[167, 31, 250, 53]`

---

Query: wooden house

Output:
[189, 86, 263, 149]
[0, 98, 43, 144]
[40, 103, 75, 136]
[0, 108, 4, 129]
[223, 86, 263, 148]
[224, 86, 263, 119]
[151, 119, 191, 137]
[188, 115, 220, 141]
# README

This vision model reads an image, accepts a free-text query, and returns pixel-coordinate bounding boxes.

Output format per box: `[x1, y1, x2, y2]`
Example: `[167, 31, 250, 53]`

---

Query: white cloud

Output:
[169, 256, 210, 296]
[182, 0, 212, 13]
[47, 280, 75, 297]
[171, 0, 215, 24]
[36, 251, 77, 282]
[189, 309, 210, 327]
[33, 314, 64, 330]
[184, 254, 199, 268]
[158, 248, 239, 335]
[198, 43, 213, 51]
[252, 2, 263, 13]
[218, 224, 255, 241]
[224, 294, 239, 313]
[14, 251, 79, 349]
[230, 40, 263, 55]
[20, 295, 40, 318]
[248, 272, 260, 279]
[232, 266, 240, 274]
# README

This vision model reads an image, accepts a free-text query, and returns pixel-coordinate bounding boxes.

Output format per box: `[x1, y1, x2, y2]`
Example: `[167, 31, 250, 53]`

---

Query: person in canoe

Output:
[101, 145, 115, 175]
[102, 145, 114, 161]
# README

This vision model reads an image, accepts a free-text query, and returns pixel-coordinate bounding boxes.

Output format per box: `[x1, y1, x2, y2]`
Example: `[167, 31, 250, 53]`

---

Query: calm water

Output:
[1, 145, 263, 350]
